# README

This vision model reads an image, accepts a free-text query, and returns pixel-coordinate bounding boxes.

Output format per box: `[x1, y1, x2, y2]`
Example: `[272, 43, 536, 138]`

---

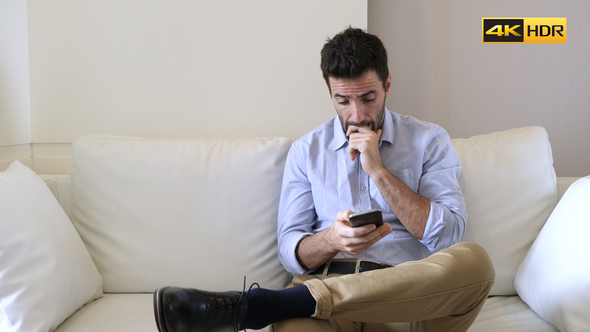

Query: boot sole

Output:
[153, 287, 169, 332]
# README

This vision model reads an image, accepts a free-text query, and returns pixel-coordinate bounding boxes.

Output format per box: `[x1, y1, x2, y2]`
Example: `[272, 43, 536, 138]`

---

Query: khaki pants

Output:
[272, 242, 495, 332]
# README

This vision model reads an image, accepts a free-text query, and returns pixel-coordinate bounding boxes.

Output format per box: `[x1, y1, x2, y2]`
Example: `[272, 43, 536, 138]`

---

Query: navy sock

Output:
[241, 285, 316, 329]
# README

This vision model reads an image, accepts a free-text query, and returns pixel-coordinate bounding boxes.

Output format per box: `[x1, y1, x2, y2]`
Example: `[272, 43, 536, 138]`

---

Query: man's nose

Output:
[349, 102, 364, 123]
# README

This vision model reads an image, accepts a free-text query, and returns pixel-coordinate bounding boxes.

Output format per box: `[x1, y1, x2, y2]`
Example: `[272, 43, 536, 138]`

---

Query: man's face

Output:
[328, 70, 391, 134]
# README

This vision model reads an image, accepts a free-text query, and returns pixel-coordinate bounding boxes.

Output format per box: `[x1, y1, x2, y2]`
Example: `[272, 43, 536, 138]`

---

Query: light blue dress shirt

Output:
[277, 109, 467, 276]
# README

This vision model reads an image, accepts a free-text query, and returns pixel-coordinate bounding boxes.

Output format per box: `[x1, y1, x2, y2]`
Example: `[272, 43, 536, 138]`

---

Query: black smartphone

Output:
[349, 208, 383, 228]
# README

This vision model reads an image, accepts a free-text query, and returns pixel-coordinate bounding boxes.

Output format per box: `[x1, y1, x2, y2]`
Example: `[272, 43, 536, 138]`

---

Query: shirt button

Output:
[361, 185, 367, 190]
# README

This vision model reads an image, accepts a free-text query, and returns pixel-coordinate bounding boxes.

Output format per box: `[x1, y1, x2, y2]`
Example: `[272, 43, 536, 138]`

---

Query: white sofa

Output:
[1, 126, 589, 332]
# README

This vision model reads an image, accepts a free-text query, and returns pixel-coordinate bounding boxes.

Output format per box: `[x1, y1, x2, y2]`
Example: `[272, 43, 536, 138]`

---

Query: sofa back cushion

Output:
[71, 136, 292, 292]
[452, 127, 557, 295]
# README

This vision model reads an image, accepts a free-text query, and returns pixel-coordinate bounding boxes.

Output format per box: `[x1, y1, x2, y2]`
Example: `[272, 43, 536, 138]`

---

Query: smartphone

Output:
[349, 208, 383, 228]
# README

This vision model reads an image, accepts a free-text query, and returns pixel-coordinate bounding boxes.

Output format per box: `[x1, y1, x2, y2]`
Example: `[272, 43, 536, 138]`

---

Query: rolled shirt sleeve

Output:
[277, 143, 316, 275]
[419, 128, 467, 252]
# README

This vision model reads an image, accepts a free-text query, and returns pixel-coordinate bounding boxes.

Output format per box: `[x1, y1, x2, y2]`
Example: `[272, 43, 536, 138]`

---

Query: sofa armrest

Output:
[40, 174, 72, 221]
[556, 177, 579, 201]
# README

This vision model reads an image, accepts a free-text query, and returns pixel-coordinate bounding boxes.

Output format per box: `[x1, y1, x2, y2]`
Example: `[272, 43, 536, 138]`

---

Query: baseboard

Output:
[32, 143, 73, 174]
[0, 144, 32, 171]
[0, 143, 72, 174]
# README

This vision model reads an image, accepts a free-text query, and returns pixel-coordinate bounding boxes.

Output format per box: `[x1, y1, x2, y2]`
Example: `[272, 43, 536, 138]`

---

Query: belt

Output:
[310, 260, 391, 275]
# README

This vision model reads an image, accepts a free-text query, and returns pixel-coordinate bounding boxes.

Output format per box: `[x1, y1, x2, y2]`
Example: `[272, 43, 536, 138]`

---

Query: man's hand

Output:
[328, 210, 392, 256]
[295, 210, 392, 271]
[347, 125, 384, 176]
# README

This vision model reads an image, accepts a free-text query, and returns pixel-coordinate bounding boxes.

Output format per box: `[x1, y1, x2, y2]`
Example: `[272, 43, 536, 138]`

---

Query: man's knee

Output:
[450, 242, 495, 283]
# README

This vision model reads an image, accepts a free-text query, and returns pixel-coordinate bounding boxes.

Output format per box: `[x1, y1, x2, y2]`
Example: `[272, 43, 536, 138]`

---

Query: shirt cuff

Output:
[421, 201, 445, 252]
[280, 232, 314, 276]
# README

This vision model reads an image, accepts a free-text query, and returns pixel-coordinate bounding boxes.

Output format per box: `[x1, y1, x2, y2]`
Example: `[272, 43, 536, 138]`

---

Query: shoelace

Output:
[234, 276, 260, 332]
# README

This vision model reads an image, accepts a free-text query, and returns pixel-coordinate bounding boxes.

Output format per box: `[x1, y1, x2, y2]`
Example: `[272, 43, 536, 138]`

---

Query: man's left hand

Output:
[347, 125, 384, 176]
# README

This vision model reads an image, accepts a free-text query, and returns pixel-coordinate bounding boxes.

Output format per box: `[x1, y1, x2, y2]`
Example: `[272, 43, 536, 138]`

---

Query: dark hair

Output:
[320, 27, 389, 89]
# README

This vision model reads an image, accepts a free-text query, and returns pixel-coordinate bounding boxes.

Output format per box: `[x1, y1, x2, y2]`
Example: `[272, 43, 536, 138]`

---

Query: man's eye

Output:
[338, 100, 349, 105]
[364, 98, 375, 103]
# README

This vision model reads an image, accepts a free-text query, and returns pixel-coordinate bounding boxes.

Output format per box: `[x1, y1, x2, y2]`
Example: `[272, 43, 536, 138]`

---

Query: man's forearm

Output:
[295, 228, 340, 271]
[370, 167, 430, 240]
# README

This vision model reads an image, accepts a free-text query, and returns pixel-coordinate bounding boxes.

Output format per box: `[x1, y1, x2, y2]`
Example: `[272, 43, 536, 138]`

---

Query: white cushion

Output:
[514, 176, 590, 332]
[40, 175, 74, 221]
[0, 161, 103, 332]
[469, 296, 557, 332]
[71, 136, 292, 292]
[54, 294, 268, 332]
[452, 127, 557, 295]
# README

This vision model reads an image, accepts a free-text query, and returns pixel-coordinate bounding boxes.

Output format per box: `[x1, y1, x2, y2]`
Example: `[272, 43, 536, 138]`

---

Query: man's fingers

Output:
[348, 146, 358, 161]
[346, 125, 360, 136]
[347, 125, 374, 136]
[342, 225, 391, 255]
[333, 210, 391, 255]
[354, 126, 373, 133]
[347, 126, 373, 161]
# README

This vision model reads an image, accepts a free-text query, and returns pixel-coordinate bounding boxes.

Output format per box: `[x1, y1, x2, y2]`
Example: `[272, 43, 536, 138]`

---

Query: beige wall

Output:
[0, 0, 32, 170]
[369, 0, 590, 177]
[23, 0, 366, 173]
[3, 1, 588, 177]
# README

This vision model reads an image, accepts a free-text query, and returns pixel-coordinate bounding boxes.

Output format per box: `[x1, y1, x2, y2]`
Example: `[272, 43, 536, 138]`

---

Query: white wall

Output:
[0, 0, 32, 170]
[11, 1, 588, 176]
[26, 0, 367, 173]
[369, 0, 590, 177]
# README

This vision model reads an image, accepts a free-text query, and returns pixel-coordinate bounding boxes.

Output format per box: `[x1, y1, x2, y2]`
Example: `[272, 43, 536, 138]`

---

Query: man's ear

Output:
[385, 73, 392, 93]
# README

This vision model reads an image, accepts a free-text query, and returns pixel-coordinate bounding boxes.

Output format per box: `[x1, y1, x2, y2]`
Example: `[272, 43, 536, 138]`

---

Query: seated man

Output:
[154, 27, 494, 332]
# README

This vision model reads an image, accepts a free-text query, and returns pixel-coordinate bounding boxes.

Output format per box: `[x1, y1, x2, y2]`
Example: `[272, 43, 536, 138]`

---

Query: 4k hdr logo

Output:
[482, 18, 566, 43]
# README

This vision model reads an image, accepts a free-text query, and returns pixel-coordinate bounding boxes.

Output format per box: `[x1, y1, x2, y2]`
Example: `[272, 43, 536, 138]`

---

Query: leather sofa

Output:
[1, 126, 588, 331]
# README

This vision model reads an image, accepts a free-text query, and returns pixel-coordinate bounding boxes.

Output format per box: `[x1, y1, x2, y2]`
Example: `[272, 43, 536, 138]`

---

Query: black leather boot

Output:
[154, 286, 248, 332]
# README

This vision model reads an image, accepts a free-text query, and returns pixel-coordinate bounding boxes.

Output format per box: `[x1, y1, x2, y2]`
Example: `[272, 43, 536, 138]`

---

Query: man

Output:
[154, 27, 494, 332]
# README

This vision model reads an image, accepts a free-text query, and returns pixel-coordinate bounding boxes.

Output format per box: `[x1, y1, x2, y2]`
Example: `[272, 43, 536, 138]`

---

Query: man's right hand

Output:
[329, 210, 392, 256]
[295, 210, 392, 271]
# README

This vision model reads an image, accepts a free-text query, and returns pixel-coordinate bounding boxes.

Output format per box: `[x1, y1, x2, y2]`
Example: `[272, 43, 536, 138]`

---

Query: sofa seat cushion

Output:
[71, 136, 292, 293]
[54, 294, 267, 332]
[468, 296, 557, 331]
[54, 294, 554, 332]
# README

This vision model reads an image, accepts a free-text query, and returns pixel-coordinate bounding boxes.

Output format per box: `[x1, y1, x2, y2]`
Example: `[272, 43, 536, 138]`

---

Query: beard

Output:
[338, 97, 386, 135]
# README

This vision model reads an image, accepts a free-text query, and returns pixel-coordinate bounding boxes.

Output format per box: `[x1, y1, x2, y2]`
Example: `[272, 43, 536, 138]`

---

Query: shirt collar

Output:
[331, 107, 394, 151]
